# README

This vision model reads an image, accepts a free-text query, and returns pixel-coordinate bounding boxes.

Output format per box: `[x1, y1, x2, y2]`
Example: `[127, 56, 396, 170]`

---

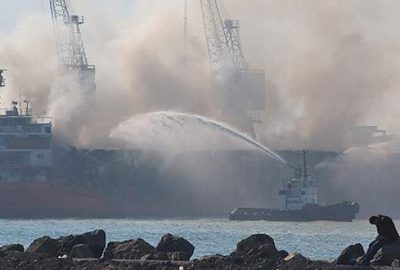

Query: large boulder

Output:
[70, 244, 96, 258]
[26, 236, 61, 257]
[57, 229, 106, 258]
[156, 234, 195, 261]
[104, 238, 155, 260]
[336, 243, 365, 265]
[231, 234, 278, 268]
[0, 244, 24, 253]
[371, 239, 400, 266]
[233, 234, 275, 257]
[81, 229, 106, 258]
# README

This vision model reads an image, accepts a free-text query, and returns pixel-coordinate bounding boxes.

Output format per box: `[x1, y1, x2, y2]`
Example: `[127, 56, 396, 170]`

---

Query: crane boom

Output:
[49, 0, 96, 97]
[49, 0, 89, 69]
[200, 0, 245, 72]
[200, 0, 265, 139]
[200, 0, 231, 72]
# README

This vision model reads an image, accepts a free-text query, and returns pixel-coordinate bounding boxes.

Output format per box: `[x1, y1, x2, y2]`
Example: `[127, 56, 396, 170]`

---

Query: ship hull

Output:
[0, 182, 111, 218]
[229, 202, 360, 222]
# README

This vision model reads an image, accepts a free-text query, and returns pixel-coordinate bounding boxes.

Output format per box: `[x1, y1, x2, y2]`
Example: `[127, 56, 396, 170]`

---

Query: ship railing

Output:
[0, 114, 52, 125]
[29, 117, 53, 125]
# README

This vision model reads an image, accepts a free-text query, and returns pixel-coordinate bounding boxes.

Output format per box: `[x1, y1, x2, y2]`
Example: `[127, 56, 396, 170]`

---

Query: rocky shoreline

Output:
[0, 230, 399, 270]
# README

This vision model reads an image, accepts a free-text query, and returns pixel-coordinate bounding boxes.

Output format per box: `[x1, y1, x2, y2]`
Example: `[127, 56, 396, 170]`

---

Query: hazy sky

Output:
[1, 0, 137, 31]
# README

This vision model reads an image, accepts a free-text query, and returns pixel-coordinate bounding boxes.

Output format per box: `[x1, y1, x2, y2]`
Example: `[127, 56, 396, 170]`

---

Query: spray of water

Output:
[109, 111, 288, 164]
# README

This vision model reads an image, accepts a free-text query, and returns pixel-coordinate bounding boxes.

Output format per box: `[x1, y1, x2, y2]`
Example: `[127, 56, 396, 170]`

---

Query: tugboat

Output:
[230, 151, 360, 222]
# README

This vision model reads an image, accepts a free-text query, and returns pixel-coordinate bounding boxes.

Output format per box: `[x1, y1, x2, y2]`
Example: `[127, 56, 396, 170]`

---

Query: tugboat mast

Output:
[302, 150, 309, 178]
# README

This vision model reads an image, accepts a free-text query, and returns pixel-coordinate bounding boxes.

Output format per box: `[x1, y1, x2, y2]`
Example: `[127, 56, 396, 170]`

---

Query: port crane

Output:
[49, 0, 96, 95]
[200, 0, 266, 139]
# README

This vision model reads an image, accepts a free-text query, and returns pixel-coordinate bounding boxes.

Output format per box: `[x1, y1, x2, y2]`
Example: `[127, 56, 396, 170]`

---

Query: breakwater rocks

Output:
[0, 230, 400, 270]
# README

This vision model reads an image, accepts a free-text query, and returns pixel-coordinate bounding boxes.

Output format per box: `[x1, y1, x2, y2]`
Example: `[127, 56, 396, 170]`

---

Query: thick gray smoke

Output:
[2, 1, 400, 150]
[221, 0, 400, 151]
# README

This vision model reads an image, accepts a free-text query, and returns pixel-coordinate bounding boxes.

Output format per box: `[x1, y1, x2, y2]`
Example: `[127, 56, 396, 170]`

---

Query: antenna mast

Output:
[0, 69, 6, 88]
[184, 0, 188, 56]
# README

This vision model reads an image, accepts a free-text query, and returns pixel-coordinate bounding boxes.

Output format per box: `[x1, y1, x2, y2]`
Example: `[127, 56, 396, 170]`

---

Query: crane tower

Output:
[49, 0, 96, 96]
[200, 0, 265, 139]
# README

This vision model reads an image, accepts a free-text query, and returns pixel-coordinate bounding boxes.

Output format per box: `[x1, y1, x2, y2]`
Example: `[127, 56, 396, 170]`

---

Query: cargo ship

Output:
[229, 151, 360, 222]
[0, 69, 112, 218]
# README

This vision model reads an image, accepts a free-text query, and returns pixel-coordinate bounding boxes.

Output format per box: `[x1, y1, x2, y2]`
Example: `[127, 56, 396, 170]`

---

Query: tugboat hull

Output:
[229, 201, 360, 222]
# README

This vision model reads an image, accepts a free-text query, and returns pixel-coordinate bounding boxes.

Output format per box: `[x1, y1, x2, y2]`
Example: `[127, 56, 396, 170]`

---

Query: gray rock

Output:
[277, 253, 311, 270]
[231, 234, 278, 268]
[0, 251, 72, 270]
[104, 238, 155, 260]
[392, 258, 400, 267]
[69, 244, 96, 258]
[26, 236, 61, 257]
[233, 234, 275, 257]
[57, 229, 106, 258]
[278, 250, 290, 259]
[189, 255, 240, 270]
[371, 239, 400, 266]
[168, 251, 192, 261]
[0, 244, 24, 253]
[336, 243, 365, 265]
[141, 252, 169, 261]
[82, 229, 106, 258]
[156, 234, 195, 261]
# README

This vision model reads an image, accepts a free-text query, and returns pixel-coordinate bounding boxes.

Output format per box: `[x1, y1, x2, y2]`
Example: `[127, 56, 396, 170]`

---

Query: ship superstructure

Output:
[0, 70, 53, 182]
[278, 151, 318, 210]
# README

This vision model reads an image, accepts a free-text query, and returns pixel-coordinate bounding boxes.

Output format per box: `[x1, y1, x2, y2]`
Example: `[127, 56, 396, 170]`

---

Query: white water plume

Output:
[109, 111, 287, 164]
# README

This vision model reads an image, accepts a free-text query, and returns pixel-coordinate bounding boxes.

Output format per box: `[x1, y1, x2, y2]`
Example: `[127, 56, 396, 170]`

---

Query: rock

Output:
[26, 236, 61, 257]
[57, 229, 106, 258]
[57, 235, 85, 256]
[69, 244, 96, 258]
[156, 234, 195, 261]
[277, 253, 311, 270]
[231, 234, 278, 268]
[188, 255, 239, 270]
[336, 243, 365, 265]
[392, 258, 400, 267]
[141, 252, 170, 261]
[82, 229, 106, 258]
[278, 250, 290, 259]
[233, 234, 275, 257]
[168, 252, 192, 261]
[104, 238, 155, 260]
[0, 251, 73, 270]
[0, 244, 24, 253]
[371, 239, 400, 266]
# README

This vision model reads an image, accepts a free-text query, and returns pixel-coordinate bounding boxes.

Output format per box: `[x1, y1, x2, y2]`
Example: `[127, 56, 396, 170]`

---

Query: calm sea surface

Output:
[0, 219, 395, 260]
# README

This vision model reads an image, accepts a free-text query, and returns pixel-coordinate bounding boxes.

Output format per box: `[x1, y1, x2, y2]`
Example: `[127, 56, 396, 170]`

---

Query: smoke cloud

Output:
[2, 0, 400, 150]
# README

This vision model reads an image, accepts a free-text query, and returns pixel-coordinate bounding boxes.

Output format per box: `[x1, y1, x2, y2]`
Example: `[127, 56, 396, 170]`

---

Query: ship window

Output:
[45, 126, 51, 133]
[37, 153, 44, 159]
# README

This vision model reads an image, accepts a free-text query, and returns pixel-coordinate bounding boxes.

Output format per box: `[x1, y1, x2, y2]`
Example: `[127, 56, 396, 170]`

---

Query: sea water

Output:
[0, 218, 393, 260]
